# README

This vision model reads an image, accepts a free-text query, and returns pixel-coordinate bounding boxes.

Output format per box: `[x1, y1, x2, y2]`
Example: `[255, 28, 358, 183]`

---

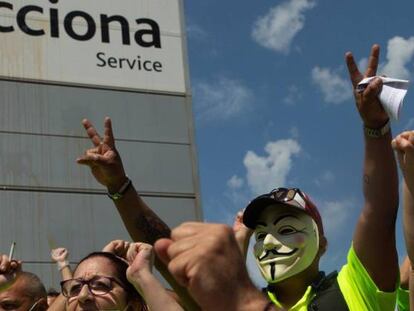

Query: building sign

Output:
[0, 0, 186, 93]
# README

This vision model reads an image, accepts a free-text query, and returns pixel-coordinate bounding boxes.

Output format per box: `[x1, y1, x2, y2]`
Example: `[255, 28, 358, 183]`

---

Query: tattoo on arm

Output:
[135, 213, 171, 244]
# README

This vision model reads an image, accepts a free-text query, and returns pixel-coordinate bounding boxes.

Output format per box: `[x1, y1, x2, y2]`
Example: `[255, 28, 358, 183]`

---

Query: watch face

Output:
[107, 178, 131, 200]
[365, 120, 390, 138]
[107, 193, 122, 200]
[112, 194, 122, 200]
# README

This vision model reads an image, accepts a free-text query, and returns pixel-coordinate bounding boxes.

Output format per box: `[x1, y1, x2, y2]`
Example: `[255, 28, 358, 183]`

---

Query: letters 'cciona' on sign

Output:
[0, 0, 162, 48]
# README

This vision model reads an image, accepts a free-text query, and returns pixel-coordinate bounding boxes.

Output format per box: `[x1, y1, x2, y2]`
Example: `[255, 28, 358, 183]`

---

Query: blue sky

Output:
[184, 0, 414, 286]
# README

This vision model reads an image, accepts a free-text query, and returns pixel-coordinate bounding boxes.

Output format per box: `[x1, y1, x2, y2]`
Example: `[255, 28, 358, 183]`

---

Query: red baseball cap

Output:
[243, 188, 324, 235]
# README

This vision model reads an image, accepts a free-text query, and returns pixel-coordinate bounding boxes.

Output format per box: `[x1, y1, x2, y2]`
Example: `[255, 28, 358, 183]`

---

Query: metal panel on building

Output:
[0, 0, 201, 290]
[0, 80, 191, 143]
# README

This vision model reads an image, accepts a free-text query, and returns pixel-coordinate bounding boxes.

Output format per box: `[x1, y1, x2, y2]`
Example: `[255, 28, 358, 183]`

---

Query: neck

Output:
[268, 266, 320, 309]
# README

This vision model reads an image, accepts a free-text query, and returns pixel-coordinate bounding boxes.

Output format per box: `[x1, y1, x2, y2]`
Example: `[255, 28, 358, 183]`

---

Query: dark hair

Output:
[18, 271, 47, 300]
[76, 252, 147, 309]
[47, 287, 60, 297]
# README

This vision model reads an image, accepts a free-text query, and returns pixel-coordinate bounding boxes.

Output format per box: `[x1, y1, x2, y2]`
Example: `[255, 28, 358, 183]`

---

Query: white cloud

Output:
[283, 85, 302, 105]
[227, 175, 244, 189]
[380, 36, 414, 79]
[318, 200, 352, 237]
[314, 170, 335, 187]
[225, 175, 250, 207]
[252, 0, 316, 53]
[186, 23, 208, 40]
[243, 139, 301, 195]
[311, 66, 352, 104]
[193, 77, 253, 123]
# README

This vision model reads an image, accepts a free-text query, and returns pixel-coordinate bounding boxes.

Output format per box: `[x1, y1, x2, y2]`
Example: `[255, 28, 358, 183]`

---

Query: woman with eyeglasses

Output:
[50, 240, 184, 311]
[48, 251, 147, 311]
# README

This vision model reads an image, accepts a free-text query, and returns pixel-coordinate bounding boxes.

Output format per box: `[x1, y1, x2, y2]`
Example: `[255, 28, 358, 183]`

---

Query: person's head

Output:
[0, 271, 48, 311]
[243, 187, 327, 284]
[62, 252, 146, 311]
[46, 288, 59, 306]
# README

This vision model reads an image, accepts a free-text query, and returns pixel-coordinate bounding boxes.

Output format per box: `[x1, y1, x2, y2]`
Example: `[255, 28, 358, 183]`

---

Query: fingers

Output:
[82, 119, 102, 147]
[0, 255, 19, 273]
[114, 241, 130, 255]
[392, 132, 414, 168]
[346, 44, 380, 88]
[51, 248, 68, 261]
[76, 153, 108, 166]
[103, 240, 130, 257]
[126, 242, 153, 263]
[362, 77, 382, 101]
[365, 44, 380, 77]
[11, 260, 21, 272]
[165, 250, 192, 287]
[170, 222, 202, 241]
[393, 135, 414, 150]
[235, 210, 243, 221]
[0, 254, 10, 272]
[103, 117, 116, 148]
[154, 238, 173, 266]
[166, 238, 197, 261]
[126, 243, 139, 262]
[345, 51, 362, 87]
[393, 131, 414, 148]
[51, 247, 66, 255]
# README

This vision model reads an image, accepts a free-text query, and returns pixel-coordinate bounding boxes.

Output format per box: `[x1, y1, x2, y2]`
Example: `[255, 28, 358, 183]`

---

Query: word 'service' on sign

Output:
[96, 52, 163, 72]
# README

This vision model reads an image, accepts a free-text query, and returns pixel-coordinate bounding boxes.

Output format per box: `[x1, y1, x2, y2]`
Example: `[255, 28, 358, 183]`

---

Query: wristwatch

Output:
[107, 177, 132, 200]
[364, 119, 391, 138]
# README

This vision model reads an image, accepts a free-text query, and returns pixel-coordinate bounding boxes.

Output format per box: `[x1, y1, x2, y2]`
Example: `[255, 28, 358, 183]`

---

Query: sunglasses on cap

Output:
[256, 188, 307, 208]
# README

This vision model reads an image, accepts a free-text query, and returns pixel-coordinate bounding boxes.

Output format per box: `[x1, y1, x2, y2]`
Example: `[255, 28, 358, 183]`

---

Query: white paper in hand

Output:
[356, 76, 409, 121]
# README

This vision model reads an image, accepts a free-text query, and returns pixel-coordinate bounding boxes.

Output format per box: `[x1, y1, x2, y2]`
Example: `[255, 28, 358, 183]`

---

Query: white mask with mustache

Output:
[253, 205, 319, 284]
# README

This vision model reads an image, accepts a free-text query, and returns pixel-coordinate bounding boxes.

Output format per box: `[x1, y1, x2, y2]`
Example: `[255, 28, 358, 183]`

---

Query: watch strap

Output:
[107, 177, 132, 200]
[364, 119, 391, 138]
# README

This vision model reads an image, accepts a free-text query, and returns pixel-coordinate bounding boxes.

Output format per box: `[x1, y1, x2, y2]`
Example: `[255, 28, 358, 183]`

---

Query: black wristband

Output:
[107, 177, 132, 200]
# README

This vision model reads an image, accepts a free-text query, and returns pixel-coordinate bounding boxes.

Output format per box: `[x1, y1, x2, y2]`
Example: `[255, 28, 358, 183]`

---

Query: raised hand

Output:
[392, 131, 414, 184]
[102, 240, 131, 259]
[232, 210, 253, 259]
[232, 210, 253, 236]
[154, 223, 271, 311]
[126, 243, 185, 311]
[0, 254, 21, 291]
[51, 248, 68, 264]
[126, 243, 154, 286]
[346, 44, 388, 128]
[77, 117, 128, 193]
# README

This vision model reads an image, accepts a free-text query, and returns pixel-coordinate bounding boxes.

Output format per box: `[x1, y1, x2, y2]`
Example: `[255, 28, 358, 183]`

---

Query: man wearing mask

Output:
[241, 44, 400, 310]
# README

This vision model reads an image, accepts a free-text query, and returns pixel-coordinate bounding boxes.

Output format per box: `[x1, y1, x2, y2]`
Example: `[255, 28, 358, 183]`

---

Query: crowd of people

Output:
[0, 44, 413, 310]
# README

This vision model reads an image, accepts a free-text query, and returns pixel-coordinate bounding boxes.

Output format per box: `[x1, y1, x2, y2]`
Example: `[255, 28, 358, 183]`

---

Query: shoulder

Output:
[337, 245, 397, 311]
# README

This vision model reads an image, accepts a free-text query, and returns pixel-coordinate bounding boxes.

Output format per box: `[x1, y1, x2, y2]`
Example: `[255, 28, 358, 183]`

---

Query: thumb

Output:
[391, 138, 398, 150]
[154, 238, 173, 266]
[364, 77, 383, 101]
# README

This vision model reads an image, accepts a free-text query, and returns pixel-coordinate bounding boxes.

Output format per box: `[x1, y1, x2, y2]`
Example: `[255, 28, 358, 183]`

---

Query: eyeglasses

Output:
[61, 275, 125, 298]
[28, 298, 43, 311]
